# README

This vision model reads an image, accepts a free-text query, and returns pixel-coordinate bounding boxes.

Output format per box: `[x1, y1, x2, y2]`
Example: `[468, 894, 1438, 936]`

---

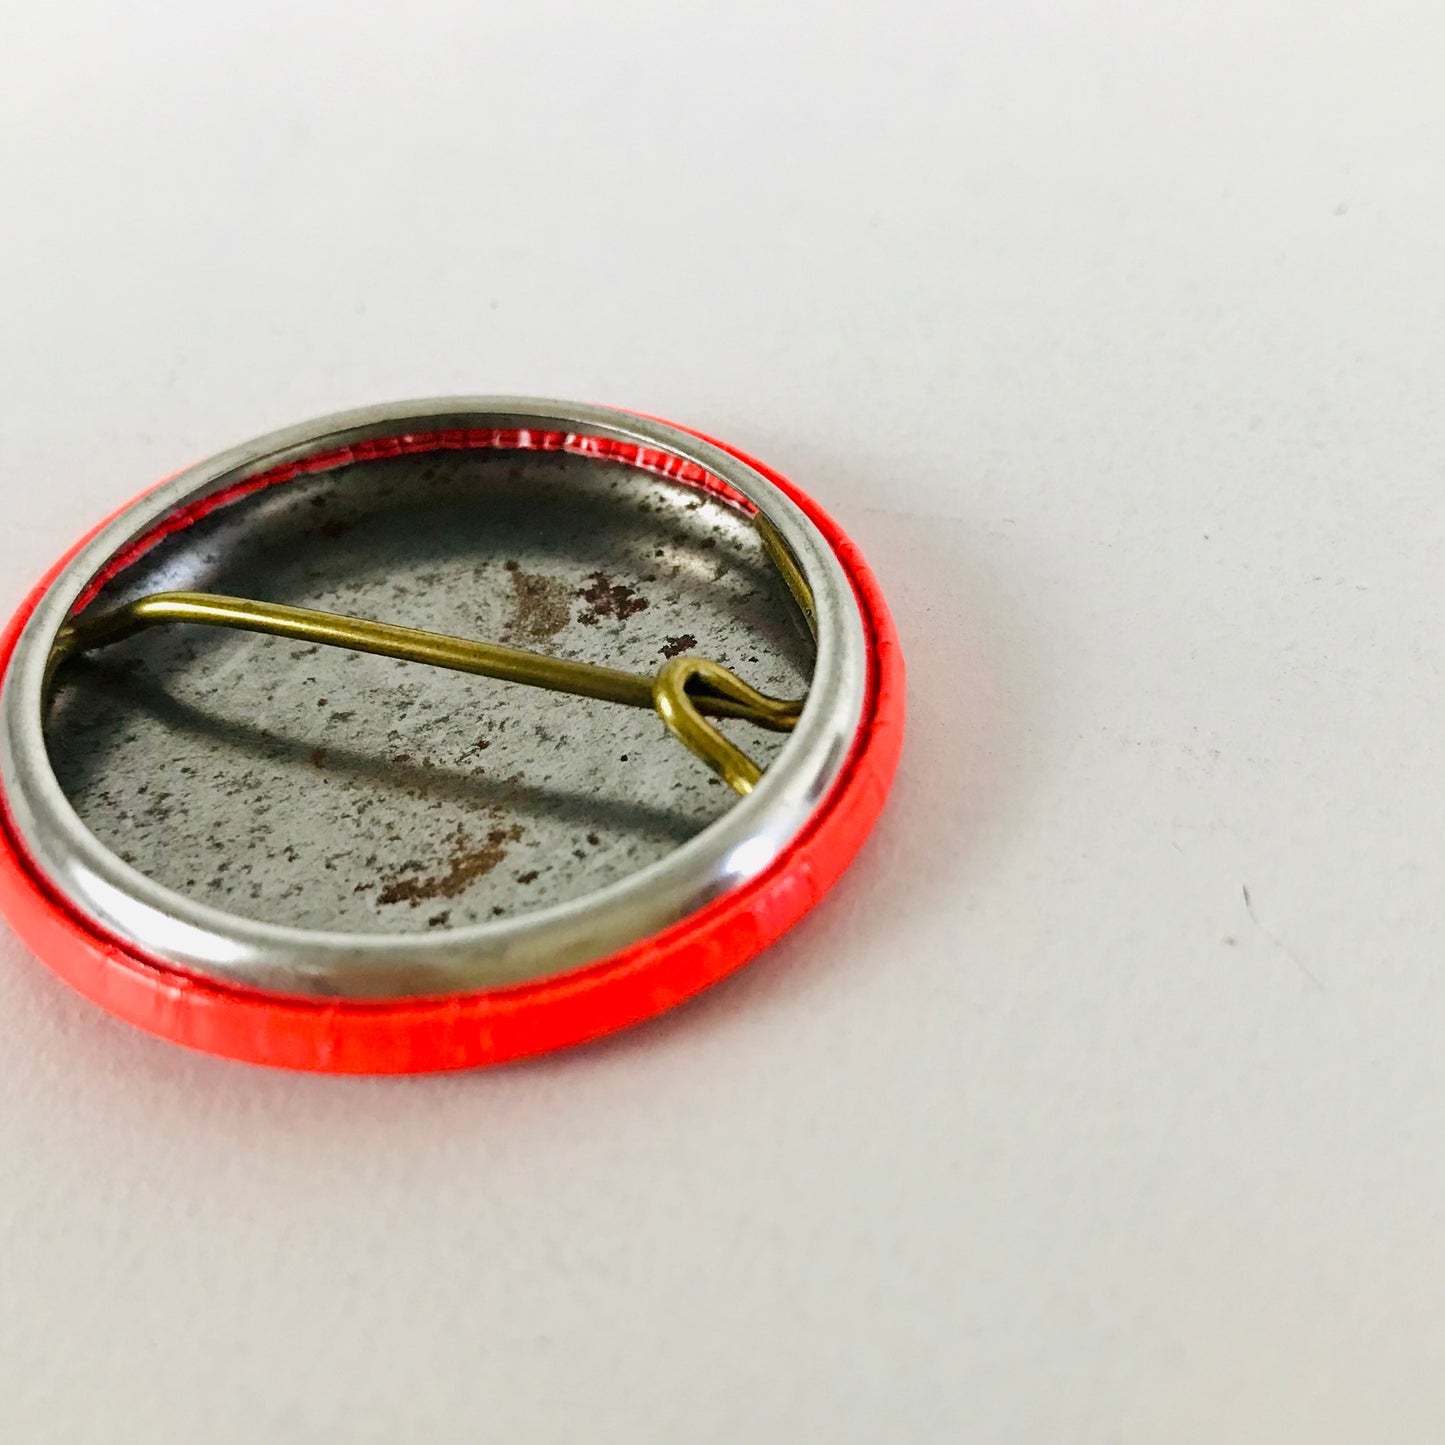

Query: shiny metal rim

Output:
[0, 399, 868, 998]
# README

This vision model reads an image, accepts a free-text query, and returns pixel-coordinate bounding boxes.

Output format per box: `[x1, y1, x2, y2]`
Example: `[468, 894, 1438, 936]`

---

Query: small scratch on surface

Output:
[1242, 884, 1322, 990]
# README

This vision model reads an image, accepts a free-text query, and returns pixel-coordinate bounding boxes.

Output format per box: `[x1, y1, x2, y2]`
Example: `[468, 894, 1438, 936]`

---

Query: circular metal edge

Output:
[0, 399, 869, 998]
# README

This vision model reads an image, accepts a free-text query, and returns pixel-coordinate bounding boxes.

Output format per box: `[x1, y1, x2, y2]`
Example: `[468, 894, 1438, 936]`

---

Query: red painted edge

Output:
[0, 416, 905, 1072]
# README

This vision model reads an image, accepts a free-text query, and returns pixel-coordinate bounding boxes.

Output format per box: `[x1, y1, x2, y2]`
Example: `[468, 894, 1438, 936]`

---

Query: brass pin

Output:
[49, 520, 813, 794]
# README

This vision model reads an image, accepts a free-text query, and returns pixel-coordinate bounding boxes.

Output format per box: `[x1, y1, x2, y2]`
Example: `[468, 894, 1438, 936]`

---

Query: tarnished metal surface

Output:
[2, 397, 867, 996]
[45, 448, 814, 934]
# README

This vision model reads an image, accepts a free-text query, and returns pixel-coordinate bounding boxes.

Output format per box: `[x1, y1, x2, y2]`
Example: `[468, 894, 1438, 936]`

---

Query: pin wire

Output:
[48, 517, 815, 795]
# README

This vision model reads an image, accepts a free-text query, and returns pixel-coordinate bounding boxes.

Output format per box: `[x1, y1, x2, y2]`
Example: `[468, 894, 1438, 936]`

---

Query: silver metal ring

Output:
[0, 399, 868, 998]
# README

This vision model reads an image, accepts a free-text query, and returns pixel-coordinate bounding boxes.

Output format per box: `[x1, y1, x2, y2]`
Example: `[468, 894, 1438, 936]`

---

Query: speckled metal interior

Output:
[43, 448, 815, 934]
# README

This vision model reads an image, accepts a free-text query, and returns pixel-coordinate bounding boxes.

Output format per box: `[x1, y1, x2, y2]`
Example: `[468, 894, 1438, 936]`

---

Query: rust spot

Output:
[309, 747, 328, 768]
[577, 571, 649, 626]
[475, 738, 491, 752]
[586, 832, 600, 846]
[660, 634, 697, 658]
[427, 911, 451, 928]
[503, 559, 573, 642]
[377, 822, 524, 907]
[516, 869, 540, 884]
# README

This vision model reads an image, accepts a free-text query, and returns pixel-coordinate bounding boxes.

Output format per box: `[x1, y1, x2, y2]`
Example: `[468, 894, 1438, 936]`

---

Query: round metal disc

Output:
[0, 400, 870, 998]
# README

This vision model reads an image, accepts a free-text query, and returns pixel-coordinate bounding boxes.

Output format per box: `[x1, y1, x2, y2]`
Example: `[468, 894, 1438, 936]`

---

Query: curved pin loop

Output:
[652, 657, 802, 796]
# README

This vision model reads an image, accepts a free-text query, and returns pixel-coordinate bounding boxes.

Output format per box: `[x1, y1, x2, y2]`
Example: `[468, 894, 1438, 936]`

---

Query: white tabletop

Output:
[3, 2, 1443, 1440]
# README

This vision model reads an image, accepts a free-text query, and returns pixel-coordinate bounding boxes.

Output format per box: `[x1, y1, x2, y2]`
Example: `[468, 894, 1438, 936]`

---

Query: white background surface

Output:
[3, 2, 1444, 1440]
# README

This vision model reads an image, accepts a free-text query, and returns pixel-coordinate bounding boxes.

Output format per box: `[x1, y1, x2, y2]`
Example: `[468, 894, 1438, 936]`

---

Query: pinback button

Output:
[0, 399, 904, 1071]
